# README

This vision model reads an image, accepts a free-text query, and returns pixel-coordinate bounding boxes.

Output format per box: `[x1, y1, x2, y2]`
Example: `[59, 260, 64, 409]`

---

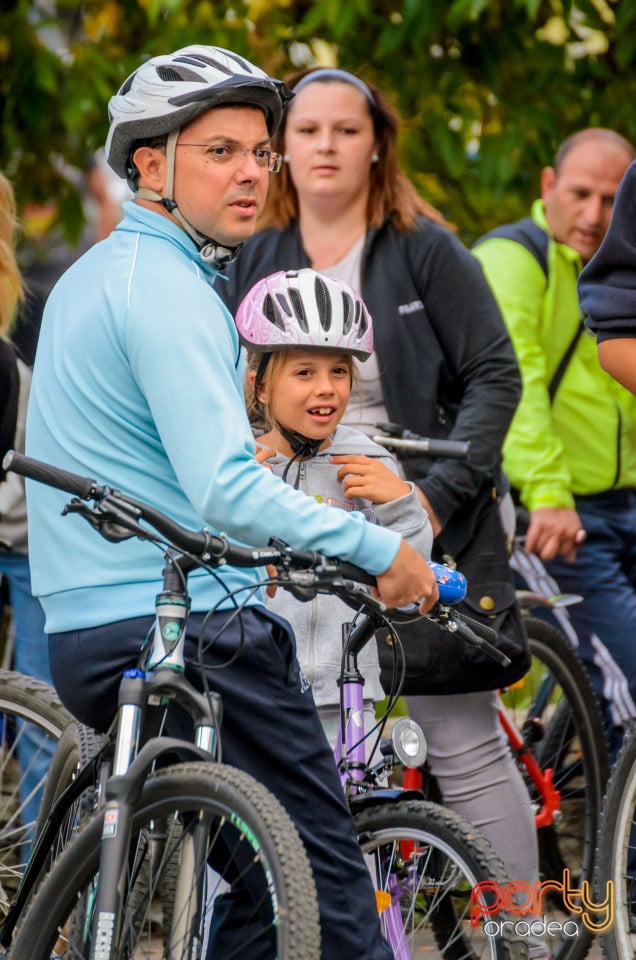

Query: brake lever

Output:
[328, 580, 388, 615]
[62, 497, 151, 544]
[428, 605, 510, 667]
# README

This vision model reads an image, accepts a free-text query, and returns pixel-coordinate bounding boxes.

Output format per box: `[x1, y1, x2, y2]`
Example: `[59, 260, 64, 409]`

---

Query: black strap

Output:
[0, 339, 20, 481]
[474, 217, 583, 402]
[548, 320, 585, 401]
[474, 217, 549, 278]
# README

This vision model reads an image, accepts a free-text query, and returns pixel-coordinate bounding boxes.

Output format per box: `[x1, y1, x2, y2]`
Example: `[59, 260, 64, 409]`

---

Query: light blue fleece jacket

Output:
[25, 202, 401, 633]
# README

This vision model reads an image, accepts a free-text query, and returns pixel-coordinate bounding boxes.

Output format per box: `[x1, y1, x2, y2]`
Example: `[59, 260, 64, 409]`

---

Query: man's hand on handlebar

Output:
[375, 540, 439, 614]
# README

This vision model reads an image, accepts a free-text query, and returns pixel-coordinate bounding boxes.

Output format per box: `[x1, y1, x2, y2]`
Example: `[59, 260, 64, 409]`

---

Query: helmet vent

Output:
[179, 50, 255, 76]
[119, 72, 138, 96]
[234, 267, 373, 360]
[156, 65, 202, 82]
[355, 300, 368, 336]
[314, 276, 332, 331]
[174, 54, 228, 75]
[289, 288, 309, 332]
[263, 293, 287, 331]
[341, 291, 353, 334]
[275, 293, 293, 316]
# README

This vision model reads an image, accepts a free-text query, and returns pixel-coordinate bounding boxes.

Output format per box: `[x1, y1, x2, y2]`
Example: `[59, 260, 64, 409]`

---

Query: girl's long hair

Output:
[0, 172, 24, 336]
[259, 67, 448, 234]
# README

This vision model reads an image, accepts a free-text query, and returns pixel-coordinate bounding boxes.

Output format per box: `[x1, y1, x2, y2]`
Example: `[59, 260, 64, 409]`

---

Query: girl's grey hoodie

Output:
[261, 425, 433, 707]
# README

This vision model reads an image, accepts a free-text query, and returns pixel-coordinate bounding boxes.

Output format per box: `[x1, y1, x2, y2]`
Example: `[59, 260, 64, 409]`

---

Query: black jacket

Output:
[219, 216, 521, 555]
[580, 160, 636, 341]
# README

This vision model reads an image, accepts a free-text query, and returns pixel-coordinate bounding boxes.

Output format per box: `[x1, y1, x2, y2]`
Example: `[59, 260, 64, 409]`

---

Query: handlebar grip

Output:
[456, 611, 498, 645]
[425, 439, 471, 460]
[371, 435, 470, 461]
[2, 451, 100, 500]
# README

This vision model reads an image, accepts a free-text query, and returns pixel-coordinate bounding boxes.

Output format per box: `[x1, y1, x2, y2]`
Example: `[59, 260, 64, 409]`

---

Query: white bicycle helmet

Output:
[106, 45, 291, 181]
[235, 269, 374, 361]
[105, 46, 292, 267]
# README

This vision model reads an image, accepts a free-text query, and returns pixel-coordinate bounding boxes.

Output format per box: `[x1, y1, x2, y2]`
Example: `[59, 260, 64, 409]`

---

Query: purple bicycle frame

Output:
[334, 621, 414, 960]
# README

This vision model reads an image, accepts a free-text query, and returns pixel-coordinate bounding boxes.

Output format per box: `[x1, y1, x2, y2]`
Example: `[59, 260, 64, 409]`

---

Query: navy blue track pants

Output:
[49, 605, 393, 960]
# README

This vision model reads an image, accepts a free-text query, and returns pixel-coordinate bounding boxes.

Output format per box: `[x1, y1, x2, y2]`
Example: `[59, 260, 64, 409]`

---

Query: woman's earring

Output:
[283, 155, 290, 163]
[371, 153, 379, 163]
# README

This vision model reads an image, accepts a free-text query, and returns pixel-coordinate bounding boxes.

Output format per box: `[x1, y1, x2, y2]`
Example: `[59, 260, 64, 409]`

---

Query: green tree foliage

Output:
[2, 0, 635, 246]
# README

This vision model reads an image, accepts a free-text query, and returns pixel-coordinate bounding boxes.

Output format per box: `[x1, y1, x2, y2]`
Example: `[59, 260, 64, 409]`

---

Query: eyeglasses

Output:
[176, 142, 283, 173]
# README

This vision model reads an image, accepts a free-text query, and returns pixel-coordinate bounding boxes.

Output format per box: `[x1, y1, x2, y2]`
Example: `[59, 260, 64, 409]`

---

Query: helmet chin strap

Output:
[278, 423, 325, 488]
[135, 128, 242, 270]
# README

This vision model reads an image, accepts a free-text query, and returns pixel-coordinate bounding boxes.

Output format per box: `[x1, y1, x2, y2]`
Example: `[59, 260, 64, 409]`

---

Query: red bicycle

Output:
[374, 423, 608, 960]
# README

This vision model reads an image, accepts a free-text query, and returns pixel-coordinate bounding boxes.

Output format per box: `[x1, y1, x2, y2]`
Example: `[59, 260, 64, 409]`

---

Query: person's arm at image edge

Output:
[579, 161, 636, 393]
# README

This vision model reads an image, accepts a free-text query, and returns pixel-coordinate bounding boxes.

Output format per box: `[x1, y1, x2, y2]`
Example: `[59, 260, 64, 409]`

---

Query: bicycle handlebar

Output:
[4, 450, 101, 500]
[4, 450, 217, 557]
[2, 450, 467, 607]
[3, 451, 507, 661]
[373, 422, 471, 460]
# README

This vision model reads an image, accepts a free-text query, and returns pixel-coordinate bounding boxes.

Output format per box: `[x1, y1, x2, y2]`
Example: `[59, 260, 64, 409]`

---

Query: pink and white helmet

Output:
[235, 269, 374, 360]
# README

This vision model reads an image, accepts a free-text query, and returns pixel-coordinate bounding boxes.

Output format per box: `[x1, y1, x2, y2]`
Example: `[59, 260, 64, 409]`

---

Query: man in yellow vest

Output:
[474, 129, 636, 758]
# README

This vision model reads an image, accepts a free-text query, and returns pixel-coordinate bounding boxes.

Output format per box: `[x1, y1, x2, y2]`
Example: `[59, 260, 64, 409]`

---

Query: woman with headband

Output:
[219, 67, 548, 959]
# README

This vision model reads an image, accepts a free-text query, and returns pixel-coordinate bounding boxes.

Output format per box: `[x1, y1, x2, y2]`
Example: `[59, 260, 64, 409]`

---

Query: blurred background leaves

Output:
[1, 0, 635, 248]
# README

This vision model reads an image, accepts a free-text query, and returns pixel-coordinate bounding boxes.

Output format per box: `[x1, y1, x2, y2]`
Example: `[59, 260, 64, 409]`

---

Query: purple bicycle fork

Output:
[336, 624, 413, 960]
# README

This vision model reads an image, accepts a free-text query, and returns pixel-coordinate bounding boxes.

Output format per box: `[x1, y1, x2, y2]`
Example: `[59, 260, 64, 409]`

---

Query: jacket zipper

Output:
[613, 405, 622, 488]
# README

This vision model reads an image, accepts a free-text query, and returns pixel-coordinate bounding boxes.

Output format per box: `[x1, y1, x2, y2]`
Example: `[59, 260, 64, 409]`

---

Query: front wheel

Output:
[500, 615, 608, 960]
[594, 722, 636, 960]
[11, 761, 321, 960]
[0, 671, 76, 921]
[353, 798, 527, 959]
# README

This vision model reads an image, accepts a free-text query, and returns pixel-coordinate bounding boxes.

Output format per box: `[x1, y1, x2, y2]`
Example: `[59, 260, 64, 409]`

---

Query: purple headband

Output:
[292, 68, 375, 106]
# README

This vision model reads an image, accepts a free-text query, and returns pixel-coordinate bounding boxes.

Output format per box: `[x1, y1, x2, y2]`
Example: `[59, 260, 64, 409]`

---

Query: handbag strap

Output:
[474, 218, 584, 404]
[548, 319, 585, 402]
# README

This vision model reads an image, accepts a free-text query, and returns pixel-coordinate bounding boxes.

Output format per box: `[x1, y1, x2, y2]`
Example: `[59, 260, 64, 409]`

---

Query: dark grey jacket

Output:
[218, 215, 521, 555]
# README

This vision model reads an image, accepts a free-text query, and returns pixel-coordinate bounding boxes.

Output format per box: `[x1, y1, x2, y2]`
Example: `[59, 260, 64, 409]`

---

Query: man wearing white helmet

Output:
[25, 45, 437, 958]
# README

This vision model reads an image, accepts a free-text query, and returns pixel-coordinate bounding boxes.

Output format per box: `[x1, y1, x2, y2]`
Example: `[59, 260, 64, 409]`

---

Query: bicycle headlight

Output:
[391, 717, 427, 768]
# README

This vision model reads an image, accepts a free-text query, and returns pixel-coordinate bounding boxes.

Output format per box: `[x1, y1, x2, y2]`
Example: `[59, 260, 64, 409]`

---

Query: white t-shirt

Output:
[321, 237, 389, 438]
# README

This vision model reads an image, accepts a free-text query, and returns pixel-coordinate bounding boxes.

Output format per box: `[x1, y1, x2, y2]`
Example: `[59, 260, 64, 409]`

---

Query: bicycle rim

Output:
[11, 761, 321, 960]
[500, 616, 608, 960]
[353, 798, 527, 960]
[595, 723, 636, 959]
[0, 670, 73, 921]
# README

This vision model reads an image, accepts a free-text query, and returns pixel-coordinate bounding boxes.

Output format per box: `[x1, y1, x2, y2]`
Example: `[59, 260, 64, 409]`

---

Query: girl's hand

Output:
[255, 446, 277, 470]
[265, 564, 278, 598]
[331, 455, 411, 504]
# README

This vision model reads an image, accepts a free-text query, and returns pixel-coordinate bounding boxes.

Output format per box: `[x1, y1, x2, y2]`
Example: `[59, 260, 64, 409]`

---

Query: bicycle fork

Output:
[87, 677, 219, 960]
[338, 619, 419, 960]
[87, 677, 144, 960]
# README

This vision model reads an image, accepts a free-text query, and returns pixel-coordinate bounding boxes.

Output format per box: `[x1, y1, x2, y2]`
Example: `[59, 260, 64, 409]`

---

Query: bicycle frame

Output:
[399, 648, 565, 830]
[0, 551, 221, 958]
[83, 551, 223, 960]
[371, 423, 583, 833]
[1, 448, 486, 960]
[334, 614, 427, 960]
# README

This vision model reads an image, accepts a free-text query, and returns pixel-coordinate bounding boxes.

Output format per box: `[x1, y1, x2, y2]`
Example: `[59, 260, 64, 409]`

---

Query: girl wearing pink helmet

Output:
[236, 268, 433, 743]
